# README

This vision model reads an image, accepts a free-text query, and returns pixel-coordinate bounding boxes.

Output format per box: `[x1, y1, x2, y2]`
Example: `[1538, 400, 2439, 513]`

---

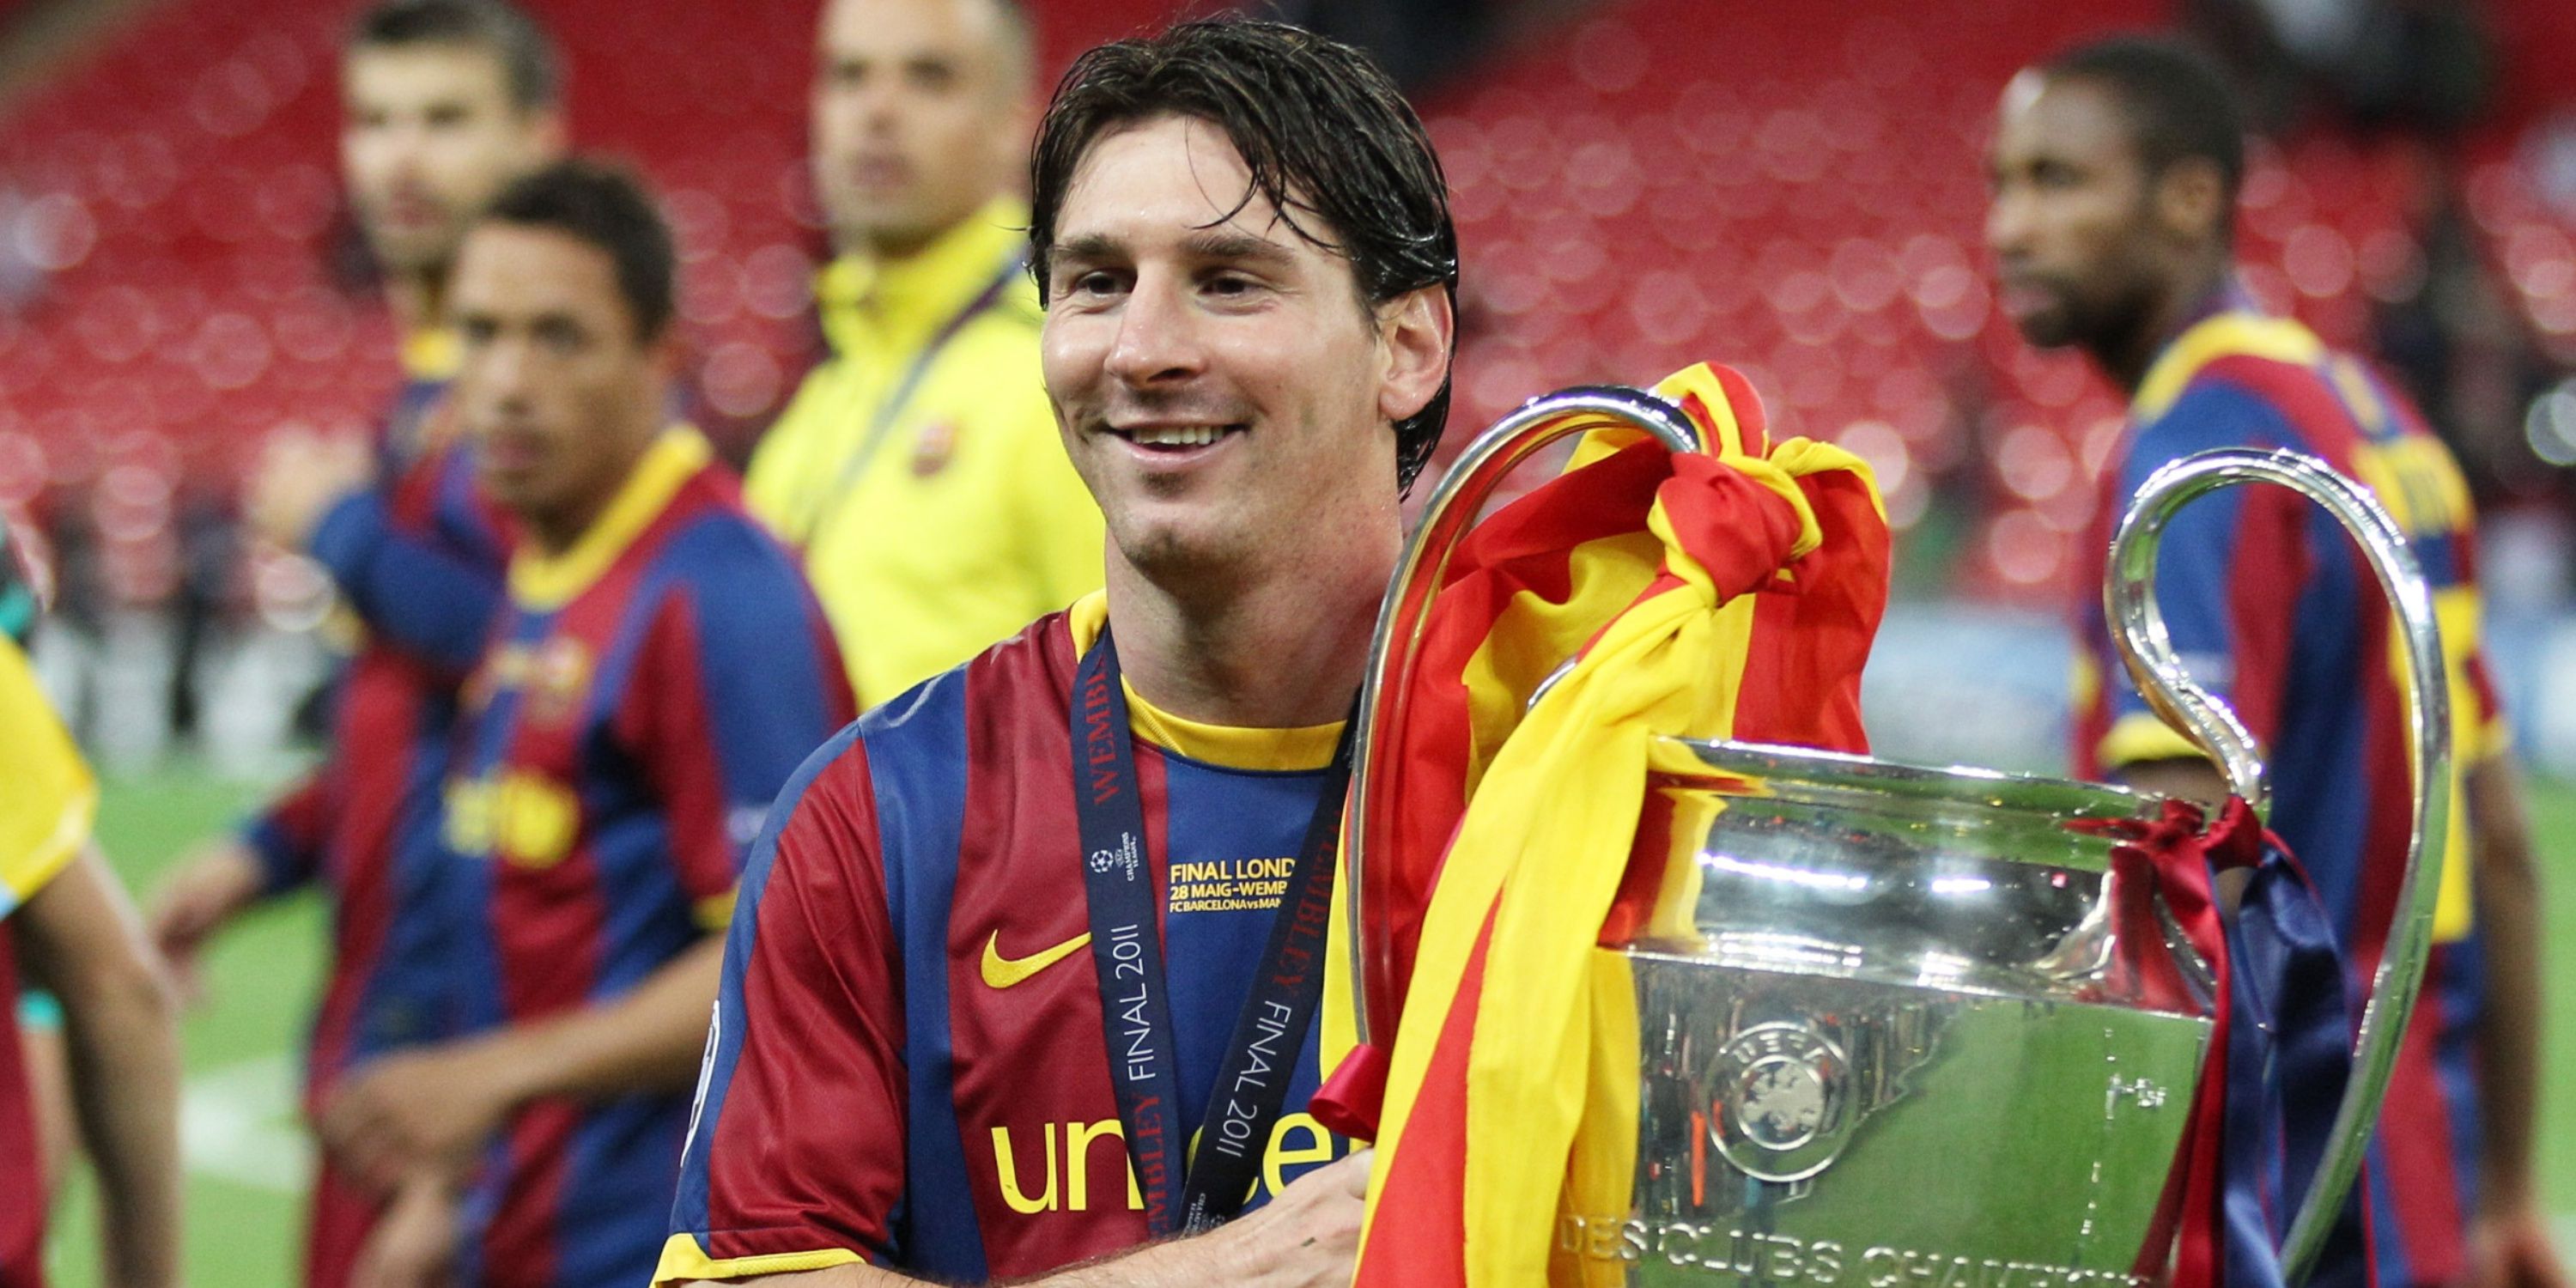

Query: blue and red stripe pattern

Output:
[2071, 303, 2502, 1288]
[660, 603, 1354, 1285]
[232, 362, 511, 1288]
[440, 430, 850, 1288]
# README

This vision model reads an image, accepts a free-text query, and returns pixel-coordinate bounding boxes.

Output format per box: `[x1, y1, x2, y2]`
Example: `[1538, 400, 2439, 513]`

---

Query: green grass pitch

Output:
[34, 764, 2576, 1285]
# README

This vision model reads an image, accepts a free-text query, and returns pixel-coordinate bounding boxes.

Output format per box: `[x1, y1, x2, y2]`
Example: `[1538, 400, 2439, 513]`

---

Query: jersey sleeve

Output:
[0, 635, 93, 917]
[237, 769, 332, 896]
[2096, 381, 2303, 772]
[307, 449, 507, 676]
[658, 726, 904, 1283]
[623, 532, 857, 928]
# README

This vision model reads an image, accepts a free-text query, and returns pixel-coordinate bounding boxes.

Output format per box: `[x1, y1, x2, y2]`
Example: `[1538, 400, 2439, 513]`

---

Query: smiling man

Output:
[1987, 38, 2558, 1288]
[318, 161, 851, 1288]
[656, 20, 1455, 1287]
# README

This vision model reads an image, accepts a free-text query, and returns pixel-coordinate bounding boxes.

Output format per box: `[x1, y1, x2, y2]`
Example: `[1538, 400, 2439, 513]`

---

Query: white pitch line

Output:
[180, 1053, 310, 1194]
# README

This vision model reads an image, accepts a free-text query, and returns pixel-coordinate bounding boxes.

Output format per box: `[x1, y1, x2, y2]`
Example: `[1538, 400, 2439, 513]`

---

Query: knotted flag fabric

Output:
[1312, 362, 1891, 1286]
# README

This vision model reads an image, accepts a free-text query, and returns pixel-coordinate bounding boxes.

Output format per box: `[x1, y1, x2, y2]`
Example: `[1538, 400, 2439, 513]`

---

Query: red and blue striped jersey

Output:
[239, 356, 513, 1120]
[657, 595, 1352, 1285]
[2071, 304, 2505, 1288]
[440, 429, 851, 1288]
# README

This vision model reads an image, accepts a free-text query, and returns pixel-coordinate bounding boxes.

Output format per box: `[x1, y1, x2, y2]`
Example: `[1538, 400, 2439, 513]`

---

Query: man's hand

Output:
[320, 1040, 523, 1191]
[247, 428, 374, 551]
[2467, 1199, 2571, 1288]
[145, 840, 266, 1003]
[1145, 1150, 1370, 1288]
[350, 1172, 461, 1288]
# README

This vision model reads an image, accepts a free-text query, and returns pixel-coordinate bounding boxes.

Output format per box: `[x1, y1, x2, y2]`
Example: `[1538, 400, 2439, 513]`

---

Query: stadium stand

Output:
[0, 0, 2573, 621]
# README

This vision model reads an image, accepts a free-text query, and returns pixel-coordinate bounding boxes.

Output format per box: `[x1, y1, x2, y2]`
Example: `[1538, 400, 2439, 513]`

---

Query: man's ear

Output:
[1376, 285, 1454, 427]
[2154, 155, 2227, 248]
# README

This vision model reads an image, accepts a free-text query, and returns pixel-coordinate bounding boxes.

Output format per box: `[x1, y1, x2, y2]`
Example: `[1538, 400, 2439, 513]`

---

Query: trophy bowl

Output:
[1590, 739, 2205, 1285]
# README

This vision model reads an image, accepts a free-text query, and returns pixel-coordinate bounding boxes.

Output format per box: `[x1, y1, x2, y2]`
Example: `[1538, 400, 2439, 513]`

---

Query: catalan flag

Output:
[1314, 362, 1890, 1286]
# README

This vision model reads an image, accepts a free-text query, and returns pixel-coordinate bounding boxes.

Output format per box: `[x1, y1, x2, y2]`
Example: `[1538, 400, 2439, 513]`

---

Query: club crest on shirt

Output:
[471, 636, 594, 726]
[911, 420, 958, 477]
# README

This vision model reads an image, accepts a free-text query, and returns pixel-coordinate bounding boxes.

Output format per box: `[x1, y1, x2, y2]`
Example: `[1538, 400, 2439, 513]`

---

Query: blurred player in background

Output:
[745, 0, 1103, 706]
[318, 161, 853, 1288]
[145, 2, 561, 1285]
[658, 20, 1455, 1285]
[1, 527, 182, 1288]
[1986, 37, 2562, 1288]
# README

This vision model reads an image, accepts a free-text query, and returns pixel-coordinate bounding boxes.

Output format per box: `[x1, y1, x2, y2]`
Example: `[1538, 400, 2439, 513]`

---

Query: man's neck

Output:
[386, 268, 445, 339]
[1103, 536, 1399, 731]
[524, 429, 660, 556]
[2099, 257, 2233, 394]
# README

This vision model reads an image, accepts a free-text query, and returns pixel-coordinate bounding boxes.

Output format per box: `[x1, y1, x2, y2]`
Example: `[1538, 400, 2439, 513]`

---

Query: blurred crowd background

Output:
[9, 0, 2576, 775]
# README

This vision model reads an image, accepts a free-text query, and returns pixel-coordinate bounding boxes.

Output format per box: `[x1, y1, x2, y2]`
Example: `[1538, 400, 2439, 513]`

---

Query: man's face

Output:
[450, 223, 665, 534]
[811, 0, 1028, 258]
[342, 44, 556, 279]
[1984, 74, 2168, 350]
[1042, 113, 1443, 580]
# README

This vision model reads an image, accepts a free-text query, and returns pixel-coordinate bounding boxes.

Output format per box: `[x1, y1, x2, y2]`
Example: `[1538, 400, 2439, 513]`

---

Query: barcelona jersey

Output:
[659, 593, 1352, 1285]
[2070, 303, 2504, 1287]
[440, 428, 850, 1288]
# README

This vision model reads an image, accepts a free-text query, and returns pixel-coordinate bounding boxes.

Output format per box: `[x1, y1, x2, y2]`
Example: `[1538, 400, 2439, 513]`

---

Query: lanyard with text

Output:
[1071, 625, 1352, 1236]
[798, 248, 1028, 543]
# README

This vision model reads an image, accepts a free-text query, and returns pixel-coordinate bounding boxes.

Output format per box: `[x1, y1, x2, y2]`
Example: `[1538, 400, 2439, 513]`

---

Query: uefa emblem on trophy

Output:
[1327, 385, 2451, 1288]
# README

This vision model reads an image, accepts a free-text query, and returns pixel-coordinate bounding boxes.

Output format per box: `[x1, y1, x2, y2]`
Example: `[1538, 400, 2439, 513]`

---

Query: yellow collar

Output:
[508, 428, 712, 611]
[2131, 310, 2325, 422]
[403, 327, 460, 382]
[817, 196, 1032, 358]
[1064, 591, 1343, 773]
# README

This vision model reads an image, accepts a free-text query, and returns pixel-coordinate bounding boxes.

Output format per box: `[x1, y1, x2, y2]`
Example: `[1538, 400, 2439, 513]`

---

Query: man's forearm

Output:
[20, 846, 182, 1288]
[2464, 756, 2544, 1212]
[485, 934, 726, 1106]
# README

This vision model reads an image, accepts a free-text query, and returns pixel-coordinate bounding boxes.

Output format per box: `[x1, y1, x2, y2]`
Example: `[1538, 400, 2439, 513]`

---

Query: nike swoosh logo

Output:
[981, 930, 1093, 989]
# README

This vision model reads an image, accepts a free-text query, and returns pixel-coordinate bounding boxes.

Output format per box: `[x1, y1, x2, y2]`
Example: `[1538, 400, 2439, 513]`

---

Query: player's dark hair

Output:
[482, 160, 677, 342]
[1029, 19, 1459, 495]
[350, 0, 562, 112]
[2042, 36, 2245, 211]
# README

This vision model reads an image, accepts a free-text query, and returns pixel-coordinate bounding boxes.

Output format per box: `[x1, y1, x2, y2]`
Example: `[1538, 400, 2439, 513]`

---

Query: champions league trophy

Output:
[1345, 387, 2451, 1287]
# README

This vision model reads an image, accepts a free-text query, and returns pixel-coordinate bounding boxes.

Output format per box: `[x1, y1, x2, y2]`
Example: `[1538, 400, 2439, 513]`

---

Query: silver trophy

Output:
[1346, 387, 2450, 1286]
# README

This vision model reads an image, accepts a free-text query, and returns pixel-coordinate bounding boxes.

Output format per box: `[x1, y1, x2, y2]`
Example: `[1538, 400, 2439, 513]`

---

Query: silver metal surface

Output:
[1590, 738, 2215, 1284]
[2106, 449, 2455, 1284]
[1344, 385, 1704, 1047]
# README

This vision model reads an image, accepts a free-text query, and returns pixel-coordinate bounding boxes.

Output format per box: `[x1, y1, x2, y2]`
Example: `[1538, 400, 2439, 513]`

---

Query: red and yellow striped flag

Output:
[1315, 362, 1890, 1287]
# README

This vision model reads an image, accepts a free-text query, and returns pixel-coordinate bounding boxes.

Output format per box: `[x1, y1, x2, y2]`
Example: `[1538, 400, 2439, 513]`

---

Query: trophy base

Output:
[1589, 950, 2212, 1287]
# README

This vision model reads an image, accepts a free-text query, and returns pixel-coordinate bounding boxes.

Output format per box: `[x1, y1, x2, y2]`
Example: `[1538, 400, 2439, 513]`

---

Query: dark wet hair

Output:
[1030, 19, 1459, 494]
[350, 0, 562, 112]
[482, 160, 677, 342]
[2043, 36, 2245, 209]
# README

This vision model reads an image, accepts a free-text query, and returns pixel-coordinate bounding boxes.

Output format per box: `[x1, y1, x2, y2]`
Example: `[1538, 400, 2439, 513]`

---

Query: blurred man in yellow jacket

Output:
[747, 0, 1102, 704]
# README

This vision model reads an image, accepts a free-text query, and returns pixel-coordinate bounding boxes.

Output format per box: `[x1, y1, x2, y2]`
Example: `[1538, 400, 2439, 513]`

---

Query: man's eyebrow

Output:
[1180, 228, 1296, 268]
[1048, 233, 1122, 268]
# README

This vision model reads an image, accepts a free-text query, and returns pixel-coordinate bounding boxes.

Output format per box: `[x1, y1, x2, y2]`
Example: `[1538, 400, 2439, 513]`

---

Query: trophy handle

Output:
[1343, 386, 1706, 1048]
[2105, 447, 2454, 1286]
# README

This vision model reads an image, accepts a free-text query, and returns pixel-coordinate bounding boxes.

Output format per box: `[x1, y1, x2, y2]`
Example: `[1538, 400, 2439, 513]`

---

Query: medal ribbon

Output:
[1072, 624, 1352, 1235]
